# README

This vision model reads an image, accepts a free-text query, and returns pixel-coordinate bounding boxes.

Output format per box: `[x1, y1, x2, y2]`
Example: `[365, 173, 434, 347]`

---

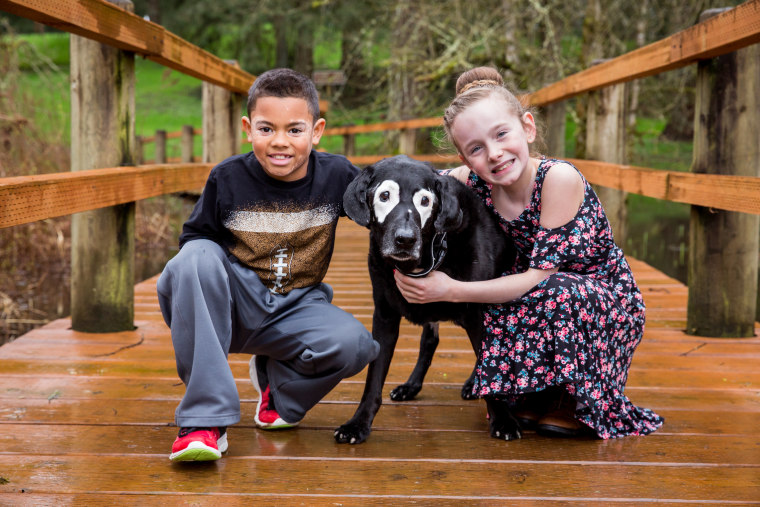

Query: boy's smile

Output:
[242, 96, 325, 182]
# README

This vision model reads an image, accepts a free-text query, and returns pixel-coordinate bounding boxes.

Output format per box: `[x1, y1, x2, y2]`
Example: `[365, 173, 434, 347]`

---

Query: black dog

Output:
[335, 155, 520, 444]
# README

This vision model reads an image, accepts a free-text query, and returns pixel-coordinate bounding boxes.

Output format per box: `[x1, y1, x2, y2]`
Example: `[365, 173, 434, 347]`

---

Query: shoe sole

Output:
[536, 423, 593, 438]
[169, 442, 222, 462]
[249, 356, 300, 430]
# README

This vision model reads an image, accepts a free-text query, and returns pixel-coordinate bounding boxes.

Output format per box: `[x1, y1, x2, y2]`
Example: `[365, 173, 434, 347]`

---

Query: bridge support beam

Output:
[543, 100, 566, 159]
[203, 61, 244, 164]
[687, 9, 760, 337]
[69, 0, 136, 332]
[586, 70, 627, 245]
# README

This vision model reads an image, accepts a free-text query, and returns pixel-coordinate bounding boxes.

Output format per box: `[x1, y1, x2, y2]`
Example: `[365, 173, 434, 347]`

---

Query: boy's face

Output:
[242, 96, 325, 182]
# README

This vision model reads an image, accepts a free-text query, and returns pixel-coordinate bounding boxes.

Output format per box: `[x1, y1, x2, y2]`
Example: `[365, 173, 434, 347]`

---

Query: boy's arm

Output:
[179, 171, 222, 248]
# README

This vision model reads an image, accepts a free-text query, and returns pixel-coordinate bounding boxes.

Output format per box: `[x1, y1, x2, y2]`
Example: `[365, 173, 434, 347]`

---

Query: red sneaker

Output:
[249, 355, 300, 430]
[169, 427, 227, 462]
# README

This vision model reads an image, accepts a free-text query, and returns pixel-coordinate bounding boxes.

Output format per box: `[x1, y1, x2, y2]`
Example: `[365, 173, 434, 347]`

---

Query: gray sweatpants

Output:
[156, 239, 378, 428]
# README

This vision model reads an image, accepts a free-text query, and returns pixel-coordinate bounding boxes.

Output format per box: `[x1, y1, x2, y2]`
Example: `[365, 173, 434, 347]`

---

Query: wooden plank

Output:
[1, 397, 757, 437]
[0, 456, 758, 502]
[0, 0, 255, 93]
[0, 495, 547, 507]
[0, 164, 212, 228]
[570, 159, 760, 215]
[1, 372, 758, 412]
[347, 153, 460, 166]
[527, 0, 760, 106]
[324, 117, 442, 136]
[1, 424, 758, 466]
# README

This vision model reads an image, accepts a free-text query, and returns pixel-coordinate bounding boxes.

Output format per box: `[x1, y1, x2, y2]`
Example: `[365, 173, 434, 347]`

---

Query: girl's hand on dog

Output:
[394, 270, 455, 304]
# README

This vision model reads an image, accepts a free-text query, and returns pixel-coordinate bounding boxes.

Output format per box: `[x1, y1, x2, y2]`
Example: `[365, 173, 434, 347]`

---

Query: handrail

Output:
[0, 164, 212, 228]
[0, 0, 255, 93]
[4, 155, 760, 229]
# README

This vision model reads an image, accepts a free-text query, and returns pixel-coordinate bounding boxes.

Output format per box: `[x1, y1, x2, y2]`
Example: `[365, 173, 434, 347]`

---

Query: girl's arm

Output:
[394, 267, 557, 305]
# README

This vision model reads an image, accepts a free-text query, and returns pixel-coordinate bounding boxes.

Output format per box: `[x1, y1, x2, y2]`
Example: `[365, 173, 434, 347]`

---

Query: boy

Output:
[157, 68, 379, 462]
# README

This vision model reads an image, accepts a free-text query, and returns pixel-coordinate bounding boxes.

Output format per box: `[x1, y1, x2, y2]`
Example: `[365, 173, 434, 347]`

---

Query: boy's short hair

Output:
[246, 68, 320, 122]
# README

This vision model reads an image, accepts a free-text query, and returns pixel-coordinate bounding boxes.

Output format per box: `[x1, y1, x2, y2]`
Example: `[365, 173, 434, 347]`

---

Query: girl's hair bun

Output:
[455, 67, 504, 95]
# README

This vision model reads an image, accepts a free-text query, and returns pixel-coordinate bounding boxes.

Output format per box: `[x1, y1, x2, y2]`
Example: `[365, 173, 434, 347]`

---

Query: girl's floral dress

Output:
[468, 158, 663, 438]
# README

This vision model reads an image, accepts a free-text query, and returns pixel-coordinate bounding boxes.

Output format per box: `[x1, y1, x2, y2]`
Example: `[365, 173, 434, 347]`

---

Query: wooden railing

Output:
[1, 0, 759, 336]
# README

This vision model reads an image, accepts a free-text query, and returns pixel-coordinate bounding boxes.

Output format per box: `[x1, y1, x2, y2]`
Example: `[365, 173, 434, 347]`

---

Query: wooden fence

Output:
[1, 0, 759, 336]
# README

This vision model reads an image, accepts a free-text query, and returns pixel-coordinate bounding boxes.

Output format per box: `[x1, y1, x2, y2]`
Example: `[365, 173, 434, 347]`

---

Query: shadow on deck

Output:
[1, 218, 759, 505]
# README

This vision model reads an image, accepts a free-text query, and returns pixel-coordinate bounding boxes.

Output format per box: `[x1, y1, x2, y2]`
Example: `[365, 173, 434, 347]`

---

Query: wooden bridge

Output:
[1, 0, 760, 503]
[1, 218, 759, 504]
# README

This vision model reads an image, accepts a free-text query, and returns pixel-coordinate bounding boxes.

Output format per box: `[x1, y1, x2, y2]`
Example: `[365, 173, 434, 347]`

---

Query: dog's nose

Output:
[394, 227, 416, 247]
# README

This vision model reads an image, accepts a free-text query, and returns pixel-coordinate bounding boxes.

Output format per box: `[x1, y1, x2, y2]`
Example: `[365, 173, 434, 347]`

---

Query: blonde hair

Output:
[443, 67, 541, 154]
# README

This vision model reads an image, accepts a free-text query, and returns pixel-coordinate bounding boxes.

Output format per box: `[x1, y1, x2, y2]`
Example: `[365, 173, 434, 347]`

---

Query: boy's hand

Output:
[394, 270, 454, 304]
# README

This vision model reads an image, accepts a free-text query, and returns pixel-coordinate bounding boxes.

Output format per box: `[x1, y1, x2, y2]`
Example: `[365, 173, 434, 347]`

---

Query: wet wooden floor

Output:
[1, 218, 759, 505]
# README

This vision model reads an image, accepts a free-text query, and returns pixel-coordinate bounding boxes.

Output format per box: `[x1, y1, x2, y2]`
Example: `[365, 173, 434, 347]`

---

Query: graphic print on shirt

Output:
[223, 203, 339, 294]
[269, 243, 294, 294]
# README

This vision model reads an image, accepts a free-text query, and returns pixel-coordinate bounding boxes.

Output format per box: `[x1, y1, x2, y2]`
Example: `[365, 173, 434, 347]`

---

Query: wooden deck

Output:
[0, 218, 759, 505]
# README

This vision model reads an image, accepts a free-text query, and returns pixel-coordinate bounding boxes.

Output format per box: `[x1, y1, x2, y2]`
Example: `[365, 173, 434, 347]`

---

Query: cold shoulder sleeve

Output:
[529, 217, 589, 270]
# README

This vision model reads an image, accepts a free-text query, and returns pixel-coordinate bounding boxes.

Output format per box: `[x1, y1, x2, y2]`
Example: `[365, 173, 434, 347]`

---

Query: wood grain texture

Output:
[0, 164, 212, 228]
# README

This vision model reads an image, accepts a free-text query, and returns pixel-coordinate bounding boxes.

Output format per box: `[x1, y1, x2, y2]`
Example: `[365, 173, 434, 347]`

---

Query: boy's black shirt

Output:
[180, 150, 359, 294]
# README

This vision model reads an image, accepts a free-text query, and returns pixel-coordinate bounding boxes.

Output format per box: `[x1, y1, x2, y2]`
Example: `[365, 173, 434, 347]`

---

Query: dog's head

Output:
[343, 155, 463, 270]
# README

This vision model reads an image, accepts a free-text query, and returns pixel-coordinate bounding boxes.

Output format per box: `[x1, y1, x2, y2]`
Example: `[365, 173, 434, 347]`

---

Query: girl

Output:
[394, 67, 663, 440]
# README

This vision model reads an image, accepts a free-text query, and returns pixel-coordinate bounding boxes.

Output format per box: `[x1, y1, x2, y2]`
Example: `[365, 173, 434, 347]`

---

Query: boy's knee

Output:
[165, 240, 227, 282]
[335, 322, 378, 376]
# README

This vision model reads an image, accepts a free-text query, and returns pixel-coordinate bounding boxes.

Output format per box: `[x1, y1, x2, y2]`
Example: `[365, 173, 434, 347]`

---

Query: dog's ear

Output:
[434, 175, 464, 232]
[343, 165, 375, 227]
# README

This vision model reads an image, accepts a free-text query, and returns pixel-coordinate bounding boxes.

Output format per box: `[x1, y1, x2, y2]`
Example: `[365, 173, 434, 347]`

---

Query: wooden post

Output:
[70, 0, 135, 332]
[543, 100, 566, 158]
[135, 135, 143, 165]
[399, 128, 416, 155]
[585, 64, 627, 245]
[687, 9, 760, 337]
[203, 61, 244, 164]
[155, 129, 167, 164]
[181, 125, 195, 163]
[343, 133, 356, 157]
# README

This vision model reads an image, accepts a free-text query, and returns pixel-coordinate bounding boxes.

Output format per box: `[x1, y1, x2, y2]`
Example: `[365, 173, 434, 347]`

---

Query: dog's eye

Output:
[379, 191, 390, 202]
[420, 196, 430, 207]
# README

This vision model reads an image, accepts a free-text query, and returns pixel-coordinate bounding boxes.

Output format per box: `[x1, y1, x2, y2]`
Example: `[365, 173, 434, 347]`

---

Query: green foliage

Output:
[8, 31, 70, 69]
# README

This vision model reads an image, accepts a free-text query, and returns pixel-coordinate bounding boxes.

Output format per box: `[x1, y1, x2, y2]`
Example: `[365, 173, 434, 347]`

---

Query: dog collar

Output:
[400, 232, 448, 278]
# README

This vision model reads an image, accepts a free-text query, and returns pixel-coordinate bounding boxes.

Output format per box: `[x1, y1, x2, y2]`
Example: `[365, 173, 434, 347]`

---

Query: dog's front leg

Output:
[334, 301, 401, 444]
[390, 322, 439, 401]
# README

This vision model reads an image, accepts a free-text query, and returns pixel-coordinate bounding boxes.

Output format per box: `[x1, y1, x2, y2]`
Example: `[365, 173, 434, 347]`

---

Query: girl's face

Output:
[451, 95, 536, 188]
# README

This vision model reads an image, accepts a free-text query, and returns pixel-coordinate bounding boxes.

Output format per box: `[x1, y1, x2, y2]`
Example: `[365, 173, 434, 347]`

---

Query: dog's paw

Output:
[460, 381, 478, 400]
[390, 383, 421, 401]
[486, 397, 523, 441]
[334, 421, 371, 444]
[489, 419, 522, 441]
